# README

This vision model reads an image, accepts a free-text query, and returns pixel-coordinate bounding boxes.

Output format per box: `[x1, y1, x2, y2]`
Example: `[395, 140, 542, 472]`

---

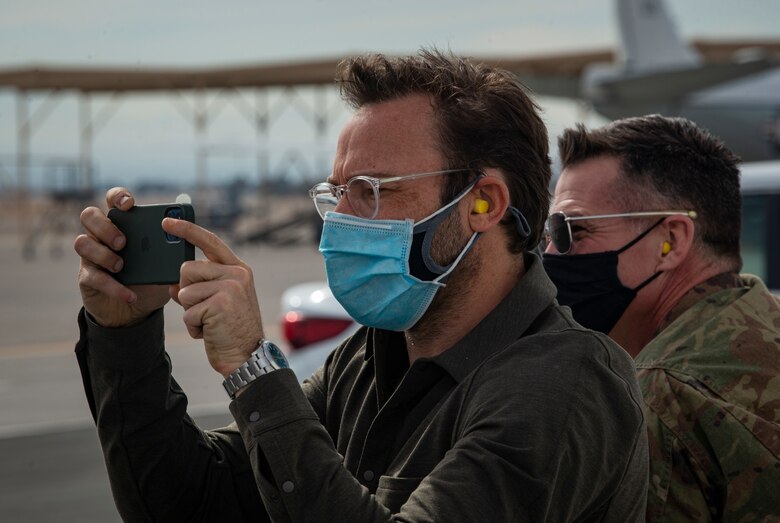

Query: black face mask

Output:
[542, 219, 663, 334]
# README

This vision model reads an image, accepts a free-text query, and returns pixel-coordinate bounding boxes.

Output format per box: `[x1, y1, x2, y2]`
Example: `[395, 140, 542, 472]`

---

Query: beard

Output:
[409, 208, 480, 341]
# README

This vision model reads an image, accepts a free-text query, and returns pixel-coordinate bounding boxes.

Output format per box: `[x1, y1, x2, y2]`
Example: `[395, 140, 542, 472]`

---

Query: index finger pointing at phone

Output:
[162, 218, 242, 266]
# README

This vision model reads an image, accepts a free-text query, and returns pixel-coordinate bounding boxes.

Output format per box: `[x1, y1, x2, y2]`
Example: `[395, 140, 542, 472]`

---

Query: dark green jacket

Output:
[77, 257, 648, 522]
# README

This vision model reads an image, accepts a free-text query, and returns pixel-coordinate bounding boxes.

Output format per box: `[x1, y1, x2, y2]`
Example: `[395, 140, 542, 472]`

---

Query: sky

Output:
[1, 0, 779, 190]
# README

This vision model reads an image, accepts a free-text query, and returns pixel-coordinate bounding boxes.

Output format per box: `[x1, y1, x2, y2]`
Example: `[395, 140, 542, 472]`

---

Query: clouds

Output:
[0, 0, 777, 187]
[1, 0, 777, 66]
[0, 0, 613, 66]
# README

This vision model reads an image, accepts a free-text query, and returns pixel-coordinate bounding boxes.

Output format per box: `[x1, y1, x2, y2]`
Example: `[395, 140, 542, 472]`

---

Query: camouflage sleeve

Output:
[641, 368, 780, 522]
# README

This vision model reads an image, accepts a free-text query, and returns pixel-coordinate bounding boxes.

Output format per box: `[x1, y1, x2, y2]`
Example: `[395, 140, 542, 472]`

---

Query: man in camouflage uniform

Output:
[542, 114, 780, 521]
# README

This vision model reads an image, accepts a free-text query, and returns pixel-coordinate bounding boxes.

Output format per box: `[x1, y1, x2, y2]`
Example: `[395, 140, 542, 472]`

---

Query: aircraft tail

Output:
[616, 0, 700, 71]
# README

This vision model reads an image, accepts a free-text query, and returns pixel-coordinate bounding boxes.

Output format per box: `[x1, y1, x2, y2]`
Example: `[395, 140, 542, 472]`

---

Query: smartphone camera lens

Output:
[165, 206, 183, 243]
[166, 207, 183, 219]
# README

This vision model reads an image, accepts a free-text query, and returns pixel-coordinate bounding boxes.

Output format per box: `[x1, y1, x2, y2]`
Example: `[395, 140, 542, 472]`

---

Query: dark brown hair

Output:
[558, 115, 743, 267]
[336, 49, 551, 253]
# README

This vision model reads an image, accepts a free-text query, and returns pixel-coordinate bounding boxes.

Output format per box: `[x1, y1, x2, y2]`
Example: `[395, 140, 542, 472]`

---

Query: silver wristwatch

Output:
[222, 339, 289, 399]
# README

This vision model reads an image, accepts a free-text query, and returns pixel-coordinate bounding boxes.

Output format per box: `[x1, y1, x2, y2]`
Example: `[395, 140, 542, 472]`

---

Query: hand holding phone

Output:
[108, 203, 195, 285]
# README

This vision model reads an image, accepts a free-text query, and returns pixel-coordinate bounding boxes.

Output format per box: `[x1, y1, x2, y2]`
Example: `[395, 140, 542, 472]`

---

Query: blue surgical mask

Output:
[318, 182, 479, 331]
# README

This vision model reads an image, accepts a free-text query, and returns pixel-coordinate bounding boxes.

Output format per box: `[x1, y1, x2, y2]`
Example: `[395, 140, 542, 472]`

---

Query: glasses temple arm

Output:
[563, 210, 697, 222]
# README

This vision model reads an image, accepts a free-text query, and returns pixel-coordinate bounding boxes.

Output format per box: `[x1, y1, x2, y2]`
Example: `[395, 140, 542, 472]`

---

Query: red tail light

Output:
[282, 311, 354, 350]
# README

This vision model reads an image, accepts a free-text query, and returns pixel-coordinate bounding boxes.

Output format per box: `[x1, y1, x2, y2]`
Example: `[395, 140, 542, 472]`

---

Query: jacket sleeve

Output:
[75, 307, 268, 522]
[642, 367, 780, 522]
[230, 369, 393, 522]
[228, 333, 649, 523]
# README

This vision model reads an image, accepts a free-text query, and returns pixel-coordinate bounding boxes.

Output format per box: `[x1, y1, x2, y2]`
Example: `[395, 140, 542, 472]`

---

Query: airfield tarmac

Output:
[0, 227, 327, 521]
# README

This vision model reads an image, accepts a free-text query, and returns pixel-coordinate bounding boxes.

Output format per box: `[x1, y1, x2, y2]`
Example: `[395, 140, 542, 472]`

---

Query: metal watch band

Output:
[222, 340, 283, 399]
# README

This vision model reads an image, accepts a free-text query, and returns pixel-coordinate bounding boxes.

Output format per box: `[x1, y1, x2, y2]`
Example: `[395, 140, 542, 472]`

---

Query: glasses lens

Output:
[346, 177, 379, 219]
[310, 183, 339, 219]
[547, 212, 571, 254]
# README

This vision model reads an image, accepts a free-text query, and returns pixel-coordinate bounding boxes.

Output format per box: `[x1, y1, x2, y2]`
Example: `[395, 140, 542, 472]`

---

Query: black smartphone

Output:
[107, 203, 195, 285]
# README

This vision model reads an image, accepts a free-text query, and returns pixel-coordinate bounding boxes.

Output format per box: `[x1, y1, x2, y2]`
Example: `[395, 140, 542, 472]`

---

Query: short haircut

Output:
[336, 49, 552, 253]
[557, 115, 742, 267]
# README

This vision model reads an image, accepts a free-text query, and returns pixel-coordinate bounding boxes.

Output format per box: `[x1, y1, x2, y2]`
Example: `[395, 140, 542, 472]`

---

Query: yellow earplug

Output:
[662, 241, 672, 254]
[474, 198, 489, 214]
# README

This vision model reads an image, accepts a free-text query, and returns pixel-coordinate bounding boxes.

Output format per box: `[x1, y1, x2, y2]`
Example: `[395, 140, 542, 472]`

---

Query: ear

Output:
[656, 214, 696, 271]
[466, 170, 511, 233]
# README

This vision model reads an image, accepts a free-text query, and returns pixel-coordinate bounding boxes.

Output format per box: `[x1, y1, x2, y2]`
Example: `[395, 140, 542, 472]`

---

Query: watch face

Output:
[263, 342, 289, 369]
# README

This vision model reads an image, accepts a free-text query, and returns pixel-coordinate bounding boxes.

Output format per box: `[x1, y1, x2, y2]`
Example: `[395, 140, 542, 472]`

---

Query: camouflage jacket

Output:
[636, 272, 780, 522]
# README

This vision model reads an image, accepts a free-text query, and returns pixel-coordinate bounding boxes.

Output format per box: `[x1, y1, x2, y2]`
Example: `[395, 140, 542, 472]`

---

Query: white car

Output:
[280, 282, 359, 381]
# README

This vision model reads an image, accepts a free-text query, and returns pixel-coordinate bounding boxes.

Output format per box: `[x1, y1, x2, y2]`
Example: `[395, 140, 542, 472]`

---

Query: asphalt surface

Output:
[0, 229, 329, 521]
[0, 412, 233, 522]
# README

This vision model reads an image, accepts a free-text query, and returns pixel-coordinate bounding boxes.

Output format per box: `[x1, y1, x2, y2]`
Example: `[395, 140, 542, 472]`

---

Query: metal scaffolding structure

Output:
[0, 58, 353, 255]
[2, 40, 779, 254]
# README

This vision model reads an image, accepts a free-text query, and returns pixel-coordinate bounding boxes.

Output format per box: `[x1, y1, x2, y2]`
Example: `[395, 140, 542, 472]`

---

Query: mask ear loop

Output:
[432, 231, 480, 283]
[618, 216, 667, 292]
[414, 174, 485, 228]
[616, 217, 666, 254]
[411, 176, 484, 280]
[505, 207, 531, 240]
[632, 269, 662, 292]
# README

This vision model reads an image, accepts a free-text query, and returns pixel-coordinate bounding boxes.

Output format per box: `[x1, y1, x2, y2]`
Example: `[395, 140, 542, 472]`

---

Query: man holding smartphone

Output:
[74, 50, 649, 521]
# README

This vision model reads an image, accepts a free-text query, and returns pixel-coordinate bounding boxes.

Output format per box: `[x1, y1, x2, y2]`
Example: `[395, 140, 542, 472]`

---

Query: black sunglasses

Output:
[545, 210, 697, 254]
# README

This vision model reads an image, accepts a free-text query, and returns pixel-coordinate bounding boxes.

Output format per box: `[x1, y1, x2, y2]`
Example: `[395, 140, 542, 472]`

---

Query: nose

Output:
[334, 195, 355, 216]
[543, 236, 559, 254]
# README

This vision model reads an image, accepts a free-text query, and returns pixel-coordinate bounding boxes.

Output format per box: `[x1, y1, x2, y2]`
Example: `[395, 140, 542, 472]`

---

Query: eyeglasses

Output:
[308, 169, 471, 220]
[545, 210, 698, 254]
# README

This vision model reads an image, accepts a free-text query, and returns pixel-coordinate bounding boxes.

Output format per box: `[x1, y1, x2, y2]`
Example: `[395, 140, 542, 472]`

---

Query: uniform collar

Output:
[654, 271, 743, 335]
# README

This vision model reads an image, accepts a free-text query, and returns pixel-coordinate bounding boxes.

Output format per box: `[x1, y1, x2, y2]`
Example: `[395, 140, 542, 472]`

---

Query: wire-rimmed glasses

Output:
[545, 210, 698, 254]
[308, 169, 471, 220]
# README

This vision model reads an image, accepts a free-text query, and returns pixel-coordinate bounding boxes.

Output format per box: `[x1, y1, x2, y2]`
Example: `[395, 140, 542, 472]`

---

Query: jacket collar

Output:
[365, 254, 558, 383]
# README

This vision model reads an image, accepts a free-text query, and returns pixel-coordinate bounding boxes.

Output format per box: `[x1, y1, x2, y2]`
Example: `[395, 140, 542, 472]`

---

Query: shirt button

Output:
[282, 481, 295, 493]
[248, 411, 260, 422]
[363, 470, 375, 482]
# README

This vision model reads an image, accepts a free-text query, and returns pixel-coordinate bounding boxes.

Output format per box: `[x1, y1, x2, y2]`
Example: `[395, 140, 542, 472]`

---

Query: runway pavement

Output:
[0, 229, 328, 521]
[0, 412, 233, 522]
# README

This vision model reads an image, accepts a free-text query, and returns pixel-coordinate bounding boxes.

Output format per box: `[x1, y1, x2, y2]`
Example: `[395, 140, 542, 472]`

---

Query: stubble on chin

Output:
[408, 211, 480, 344]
